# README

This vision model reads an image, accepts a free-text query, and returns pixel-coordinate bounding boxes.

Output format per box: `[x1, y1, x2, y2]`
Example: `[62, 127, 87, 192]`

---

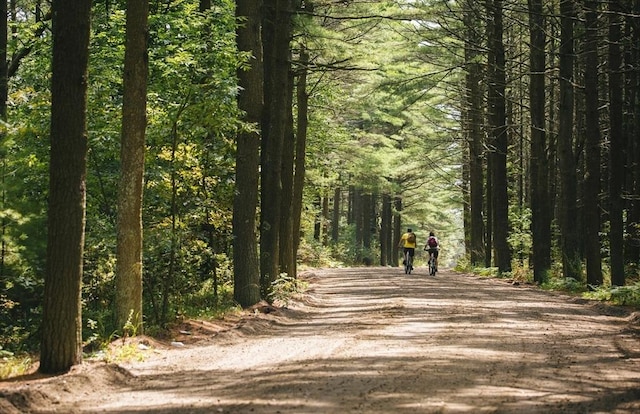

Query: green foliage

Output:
[0, 353, 33, 380]
[584, 283, 640, 307]
[178, 261, 238, 319]
[101, 343, 148, 364]
[542, 277, 585, 293]
[474, 267, 500, 278]
[297, 238, 345, 268]
[268, 273, 309, 306]
[0, 0, 244, 353]
[508, 207, 532, 262]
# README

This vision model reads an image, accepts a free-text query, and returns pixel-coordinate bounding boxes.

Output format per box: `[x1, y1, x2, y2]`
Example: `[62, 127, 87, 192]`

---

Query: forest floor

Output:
[1, 266, 640, 413]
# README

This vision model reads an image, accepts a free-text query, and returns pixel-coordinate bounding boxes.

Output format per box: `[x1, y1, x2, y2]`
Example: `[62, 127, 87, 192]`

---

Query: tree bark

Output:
[331, 187, 340, 243]
[279, 70, 295, 277]
[233, 0, 262, 308]
[260, 0, 293, 297]
[380, 194, 392, 266]
[292, 46, 309, 260]
[464, 0, 485, 266]
[528, 0, 551, 283]
[487, 0, 511, 273]
[558, 0, 581, 280]
[0, 0, 7, 281]
[392, 196, 402, 266]
[116, 0, 149, 335]
[40, 0, 91, 374]
[583, 0, 603, 286]
[608, 0, 625, 286]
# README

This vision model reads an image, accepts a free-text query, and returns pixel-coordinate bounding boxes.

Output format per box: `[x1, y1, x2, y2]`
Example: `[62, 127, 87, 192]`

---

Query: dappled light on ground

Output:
[1, 267, 639, 413]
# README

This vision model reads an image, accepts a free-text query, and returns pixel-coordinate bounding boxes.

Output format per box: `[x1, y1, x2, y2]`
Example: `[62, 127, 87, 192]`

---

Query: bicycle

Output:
[427, 250, 437, 276]
[404, 250, 413, 274]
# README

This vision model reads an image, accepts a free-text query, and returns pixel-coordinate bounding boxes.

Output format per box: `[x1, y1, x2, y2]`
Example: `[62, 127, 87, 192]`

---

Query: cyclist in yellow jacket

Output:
[398, 228, 417, 267]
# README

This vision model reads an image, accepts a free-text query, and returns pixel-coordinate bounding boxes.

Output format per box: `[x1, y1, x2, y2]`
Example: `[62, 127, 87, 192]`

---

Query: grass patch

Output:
[584, 283, 640, 306]
[269, 273, 309, 306]
[541, 277, 586, 293]
[0, 353, 33, 380]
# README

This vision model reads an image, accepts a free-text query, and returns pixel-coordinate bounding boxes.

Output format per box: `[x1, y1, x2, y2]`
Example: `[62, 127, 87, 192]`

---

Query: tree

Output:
[0, 0, 7, 280]
[558, 0, 580, 280]
[260, 0, 294, 297]
[583, 0, 602, 286]
[608, 0, 625, 286]
[291, 44, 311, 278]
[233, 0, 263, 308]
[40, 0, 91, 374]
[116, 0, 149, 334]
[528, 0, 551, 283]
[487, 0, 511, 273]
[279, 69, 296, 278]
[463, 0, 485, 267]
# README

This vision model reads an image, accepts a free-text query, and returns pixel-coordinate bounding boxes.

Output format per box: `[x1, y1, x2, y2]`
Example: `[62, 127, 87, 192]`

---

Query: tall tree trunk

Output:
[279, 70, 295, 277]
[313, 196, 321, 240]
[608, 0, 625, 286]
[558, 0, 580, 280]
[484, 0, 494, 268]
[380, 194, 390, 266]
[322, 195, 329, 246]
[362, 193, 372, 254]
[488, 0, 511, 273]
[261, 0, 292, 297]
[0, 0, 7, 282]
[528, 0, 551, 283]
[116, 0, 148, 335]
[331, 187, 340, 243]
[464, 0, 485, 266]
[629, 0, 640, 265]
[233, 0, 262, 308]
[583, 0, 603, 286]
[292, 46, 309, 260]
[353, 188, 363, 262]
[393, 196, 402, 266]
[40, 0, 91, 374]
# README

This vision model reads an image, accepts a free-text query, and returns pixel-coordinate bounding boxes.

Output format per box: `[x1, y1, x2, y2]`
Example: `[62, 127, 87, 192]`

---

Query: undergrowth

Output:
[457, 255, 640, 308]
[584, 282, 640, 306]
[269, 273, 309, 306]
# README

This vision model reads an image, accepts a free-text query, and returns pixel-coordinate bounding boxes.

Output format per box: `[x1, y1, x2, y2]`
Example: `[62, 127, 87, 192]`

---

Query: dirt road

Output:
[2, 267, 640, 413]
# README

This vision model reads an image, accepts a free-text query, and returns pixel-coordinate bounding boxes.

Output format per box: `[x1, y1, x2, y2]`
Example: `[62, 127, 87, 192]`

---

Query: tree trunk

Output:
[488, 0, 511, 273]
[292, 46, 309, 258]
[608, 0, 625, 286]
[558, 0, 581, 280]
[628, 0, 640, 266]
[353, 188, 363, 262]
[0, 0, 7, 281]
[380, 194, 392, 266]
[393, 196, 402, 266]
[528, 0, 551, 283]
[583, 0, 603, 286]
[116, 0, 149, 335]
[362, 193, 372, 253]
[233, 0, 262, 308]
[322, 195, 329, 246]
[40, 0, 91, 374]
[261, 0, 292, 297]
[464, 0, 485, 266]
[279, 71, 295, 277]
[331, 187, 340, 243]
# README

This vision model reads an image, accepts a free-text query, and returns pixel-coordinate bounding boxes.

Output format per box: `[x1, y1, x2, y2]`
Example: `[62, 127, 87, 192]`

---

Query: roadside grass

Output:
[0, 352, 33, 379]
[456, 258, 640, 308]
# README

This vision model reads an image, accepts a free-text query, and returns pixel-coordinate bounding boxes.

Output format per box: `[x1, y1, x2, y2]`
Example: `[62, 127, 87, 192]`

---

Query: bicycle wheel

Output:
[405, 253, 412, 274]
[429, 254, 436, 276]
